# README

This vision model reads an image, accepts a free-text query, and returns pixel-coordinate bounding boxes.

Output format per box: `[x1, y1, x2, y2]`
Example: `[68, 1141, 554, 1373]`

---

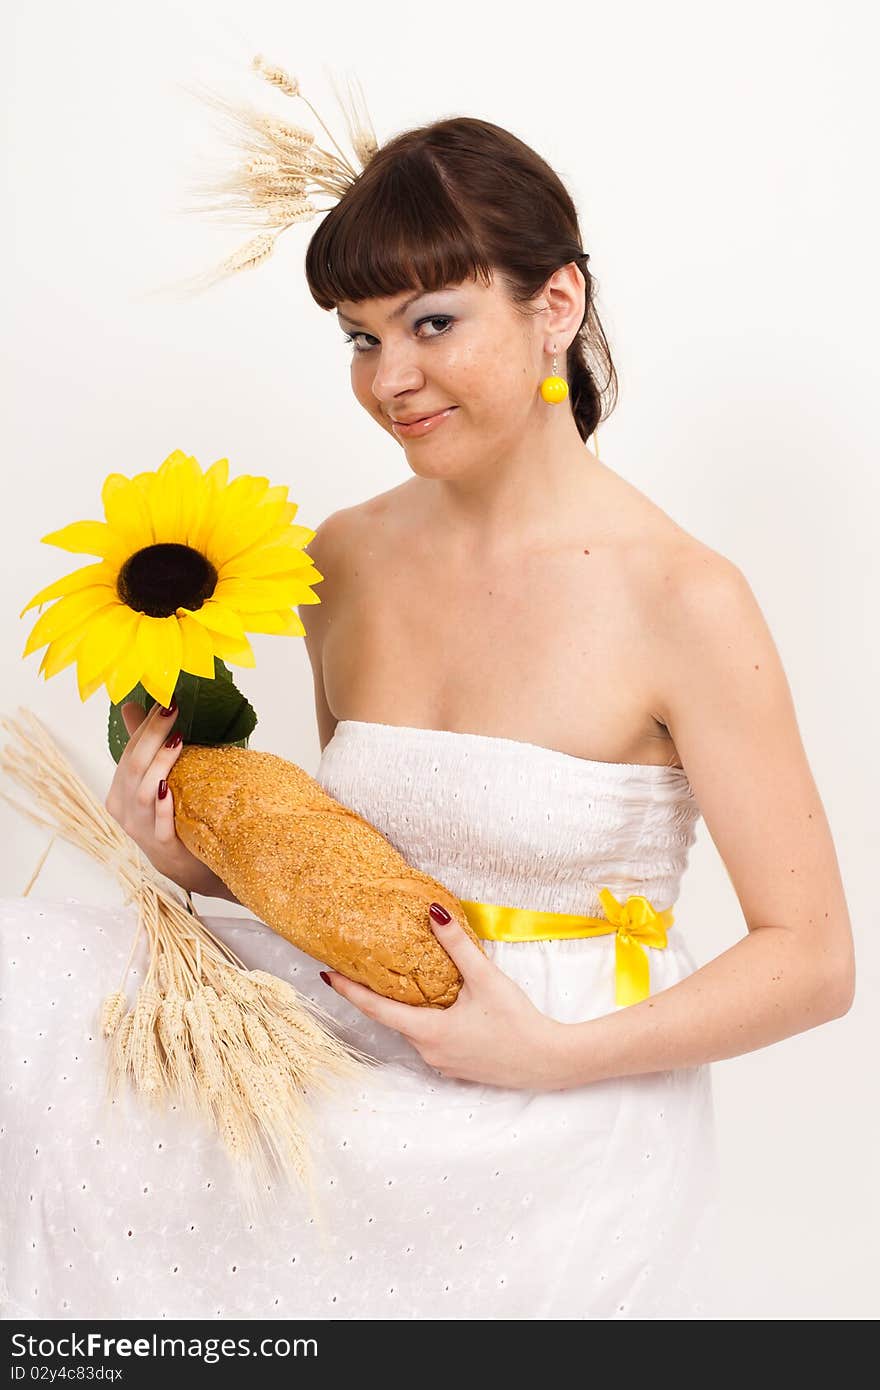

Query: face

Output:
[334, 272, 545, 475]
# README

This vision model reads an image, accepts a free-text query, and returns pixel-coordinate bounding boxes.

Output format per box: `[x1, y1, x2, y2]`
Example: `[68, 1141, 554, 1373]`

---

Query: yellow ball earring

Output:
[539, 345, 569, 404]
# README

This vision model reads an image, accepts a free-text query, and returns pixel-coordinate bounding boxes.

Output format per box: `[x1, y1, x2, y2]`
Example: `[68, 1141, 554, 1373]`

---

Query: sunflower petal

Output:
[203, 476, 272, 567]
[130, 474, 157, 541]
[77, 641, 118, 703]
[142, 450, 205, 546]
[204, 457, 230, 489]
[176, 462, 214, 551]
[19, 561, 115, 618]
[143, 452, 187, 545]
[75, 604, 131, 691]
[287, 523, 315, 547]
[101, 474, 155, 553]
[171, 451, 206, 542]
[186, 457, 229, 555]
[38, 608, 114, 680]
[278, 501, 299, 525]
[43, 603, 121, 700]
[76, 669, 110, 703]
[176, 610, 219, 679]
[217, 537, 315, 582]
[205, 629, 257, 668]
[253, 501, 299, 544]
[246, 512, 313, 552]
[180, 599, 246, 641]
[298, 563, 324, 590]
[135, 614, 184, 709]
[105, 611, 150, 705]
[21, 586, 119, 658]
[213, 576, 321, 610]
[239, 609, 306, 636]
[209, 495, 293, 567]
[39, 520, 128, 565]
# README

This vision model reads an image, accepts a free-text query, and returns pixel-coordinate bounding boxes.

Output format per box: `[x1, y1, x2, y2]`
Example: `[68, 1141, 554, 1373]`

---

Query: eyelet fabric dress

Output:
[0, 718, 722, 1320]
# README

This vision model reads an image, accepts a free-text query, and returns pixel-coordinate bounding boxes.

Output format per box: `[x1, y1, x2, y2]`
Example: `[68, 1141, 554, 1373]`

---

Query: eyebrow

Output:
[336, 290, 437, 331]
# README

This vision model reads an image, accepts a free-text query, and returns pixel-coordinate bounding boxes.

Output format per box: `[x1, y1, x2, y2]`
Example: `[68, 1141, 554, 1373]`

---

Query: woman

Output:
[0, 113, 854, 1321]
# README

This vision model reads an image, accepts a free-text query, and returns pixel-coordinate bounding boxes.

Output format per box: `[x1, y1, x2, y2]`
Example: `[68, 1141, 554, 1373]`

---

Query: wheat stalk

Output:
[146, 54, 378, 301]
[0, 705, 382, 1220]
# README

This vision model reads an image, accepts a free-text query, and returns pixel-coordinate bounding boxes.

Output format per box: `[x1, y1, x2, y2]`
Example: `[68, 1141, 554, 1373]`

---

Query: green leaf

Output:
[107, 658, 257, 764]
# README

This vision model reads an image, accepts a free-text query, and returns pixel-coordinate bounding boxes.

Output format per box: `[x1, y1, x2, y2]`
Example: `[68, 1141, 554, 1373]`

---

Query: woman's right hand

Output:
[104, 699, 218, 894]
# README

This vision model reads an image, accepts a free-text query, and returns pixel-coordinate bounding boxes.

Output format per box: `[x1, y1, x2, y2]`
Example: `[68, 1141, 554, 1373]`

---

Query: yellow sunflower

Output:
[20, 449, 323, 709]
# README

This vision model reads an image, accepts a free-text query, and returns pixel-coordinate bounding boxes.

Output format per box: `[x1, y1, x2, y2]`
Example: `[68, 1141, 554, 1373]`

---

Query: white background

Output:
[2, 0, 877, 1319]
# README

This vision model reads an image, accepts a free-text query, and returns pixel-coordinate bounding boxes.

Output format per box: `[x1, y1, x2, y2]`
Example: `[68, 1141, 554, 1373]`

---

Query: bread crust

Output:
[166, 745, 486, 1006]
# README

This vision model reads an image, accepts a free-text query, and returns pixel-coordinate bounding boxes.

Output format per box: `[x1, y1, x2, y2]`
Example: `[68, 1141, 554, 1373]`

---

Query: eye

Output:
[341, 315, 455, 353]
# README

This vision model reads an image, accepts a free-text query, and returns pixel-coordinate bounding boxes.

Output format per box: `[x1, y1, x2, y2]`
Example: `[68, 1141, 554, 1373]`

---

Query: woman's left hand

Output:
[320, 904, 566, 1090]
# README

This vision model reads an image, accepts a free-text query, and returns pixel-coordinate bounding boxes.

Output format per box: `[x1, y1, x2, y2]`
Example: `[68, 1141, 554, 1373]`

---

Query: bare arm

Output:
[193, 871, 242, 905]
[207, 877, 242, 905]
[550, 548, 855, 1088]
[164, 858, 243, 904]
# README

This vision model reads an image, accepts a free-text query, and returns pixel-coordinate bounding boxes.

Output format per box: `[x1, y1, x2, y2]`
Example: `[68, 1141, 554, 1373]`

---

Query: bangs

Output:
[304, 146, 494, 310]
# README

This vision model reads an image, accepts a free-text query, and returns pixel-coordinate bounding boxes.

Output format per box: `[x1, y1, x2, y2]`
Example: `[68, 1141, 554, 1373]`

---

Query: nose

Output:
[368, 343, 425, 408]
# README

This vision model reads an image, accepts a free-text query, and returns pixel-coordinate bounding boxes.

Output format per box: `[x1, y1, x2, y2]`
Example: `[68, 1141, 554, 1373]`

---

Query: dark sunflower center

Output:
[117, 543, 218, 618]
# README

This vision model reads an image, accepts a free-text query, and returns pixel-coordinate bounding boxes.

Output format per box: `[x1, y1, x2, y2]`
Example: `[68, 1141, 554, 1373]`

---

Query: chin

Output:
[405, 456, 470, 482]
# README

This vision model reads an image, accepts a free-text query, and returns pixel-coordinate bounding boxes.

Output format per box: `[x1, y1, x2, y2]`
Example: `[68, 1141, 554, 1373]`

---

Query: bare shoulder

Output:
[346, 481, 413, 528]
[593, 456, 740, 593]
[593, 463, 728, 592]
[596, 462, 766, 713]
[297, 488, 402, 636]
[296, 502, 361, 646]
[647, 532, 758, 635]
[641, 528, 749, 610]
[639, 527, 777, 731]
[306, 485, 407, 557]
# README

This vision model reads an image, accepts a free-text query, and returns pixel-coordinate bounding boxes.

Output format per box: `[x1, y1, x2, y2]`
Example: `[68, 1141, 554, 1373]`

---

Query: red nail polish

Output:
[159, 700, 177, 717]
[165, 731, 182, 749]
[319, 971, 332, 986]
[429, 902, 451, 924]
[157, 779, 168, 800]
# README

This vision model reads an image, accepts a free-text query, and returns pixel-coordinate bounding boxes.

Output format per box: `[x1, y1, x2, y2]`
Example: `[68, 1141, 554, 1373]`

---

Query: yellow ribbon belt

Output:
[459, 888, 675, 1008]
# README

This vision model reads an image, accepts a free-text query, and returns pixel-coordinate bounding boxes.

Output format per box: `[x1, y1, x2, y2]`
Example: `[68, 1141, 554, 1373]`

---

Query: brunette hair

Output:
[304, 116, 617, 445]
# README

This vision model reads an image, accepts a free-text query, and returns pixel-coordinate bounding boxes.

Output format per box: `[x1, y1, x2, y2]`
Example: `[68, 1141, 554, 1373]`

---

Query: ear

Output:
[539, 260, 586, 350]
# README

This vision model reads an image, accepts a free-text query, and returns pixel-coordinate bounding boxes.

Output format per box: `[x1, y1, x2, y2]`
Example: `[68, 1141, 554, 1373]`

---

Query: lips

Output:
[391, 408, 454, 423]
[390, 406, 458, 438]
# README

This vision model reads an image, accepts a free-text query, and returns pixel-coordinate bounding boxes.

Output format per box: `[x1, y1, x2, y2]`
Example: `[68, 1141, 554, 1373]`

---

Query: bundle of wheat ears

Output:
[0, 706, 380, 1226]
[158, 53, 380, 297]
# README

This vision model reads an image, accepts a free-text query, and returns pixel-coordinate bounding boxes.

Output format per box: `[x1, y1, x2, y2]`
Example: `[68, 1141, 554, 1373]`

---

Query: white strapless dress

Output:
[0, 719, 722, 1320]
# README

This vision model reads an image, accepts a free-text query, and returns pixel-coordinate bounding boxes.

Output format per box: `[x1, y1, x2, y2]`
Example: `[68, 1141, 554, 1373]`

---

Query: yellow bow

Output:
[460, 887, 674, 1007]
[597, 888, 673, 1006]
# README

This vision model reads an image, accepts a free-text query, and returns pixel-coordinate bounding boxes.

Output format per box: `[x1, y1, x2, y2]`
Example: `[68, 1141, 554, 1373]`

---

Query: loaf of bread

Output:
[166, 744, 486, 1007]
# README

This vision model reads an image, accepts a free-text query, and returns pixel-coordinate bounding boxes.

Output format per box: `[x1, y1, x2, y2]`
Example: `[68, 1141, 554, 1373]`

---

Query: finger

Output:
[130, 714, 181, 819]
[326, 971, 436, 1041]
[120, 700, 149, 739]
[124, 700, 179, 777]
[121, 696, 177, 734]
[154, 736, 185, 846]
[120, 699, 165, 755]
[428, 907, 491, 980]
